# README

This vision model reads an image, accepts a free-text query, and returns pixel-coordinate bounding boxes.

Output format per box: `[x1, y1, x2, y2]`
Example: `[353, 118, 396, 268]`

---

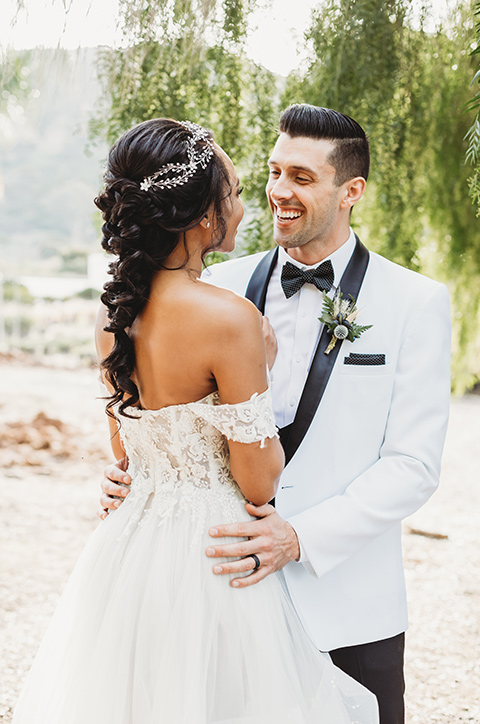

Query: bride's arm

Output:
[95, 305, 131, 518]
[95, 306, 128, 462]
[208, 294, 284, 506]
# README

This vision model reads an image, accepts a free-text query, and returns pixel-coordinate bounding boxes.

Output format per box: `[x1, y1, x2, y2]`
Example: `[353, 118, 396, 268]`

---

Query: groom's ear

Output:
[340, 177, 366, 209]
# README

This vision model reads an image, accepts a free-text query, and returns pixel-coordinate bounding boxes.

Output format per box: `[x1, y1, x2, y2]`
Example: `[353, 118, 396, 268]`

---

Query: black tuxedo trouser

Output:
[329, 632, 405, 724]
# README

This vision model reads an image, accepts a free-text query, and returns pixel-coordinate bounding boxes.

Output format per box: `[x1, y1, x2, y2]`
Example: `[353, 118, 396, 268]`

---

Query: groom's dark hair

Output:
[279, 104, 369, 185]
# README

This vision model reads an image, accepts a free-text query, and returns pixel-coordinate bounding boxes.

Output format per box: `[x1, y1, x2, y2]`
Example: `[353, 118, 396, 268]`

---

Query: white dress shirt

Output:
[265, 230, 356, 568]
[265, 229, 356, 428]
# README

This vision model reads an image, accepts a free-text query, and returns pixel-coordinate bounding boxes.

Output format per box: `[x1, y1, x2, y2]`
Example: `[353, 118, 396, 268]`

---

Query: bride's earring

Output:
[206, 221, 210, 228]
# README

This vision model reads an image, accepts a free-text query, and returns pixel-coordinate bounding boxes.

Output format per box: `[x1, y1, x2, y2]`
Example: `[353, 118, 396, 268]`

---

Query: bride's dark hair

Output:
[95, 118, 231, 418]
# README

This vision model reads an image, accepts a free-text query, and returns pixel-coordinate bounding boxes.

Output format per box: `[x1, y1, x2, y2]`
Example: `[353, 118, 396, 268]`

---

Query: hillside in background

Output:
[0, 48, 108, 276]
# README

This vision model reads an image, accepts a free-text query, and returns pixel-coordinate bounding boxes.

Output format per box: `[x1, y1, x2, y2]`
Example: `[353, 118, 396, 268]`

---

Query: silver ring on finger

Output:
[249, 554, 261, 571]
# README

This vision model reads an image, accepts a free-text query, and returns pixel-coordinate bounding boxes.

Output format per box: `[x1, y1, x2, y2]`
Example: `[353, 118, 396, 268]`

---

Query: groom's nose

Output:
[269, 174, 294, 203]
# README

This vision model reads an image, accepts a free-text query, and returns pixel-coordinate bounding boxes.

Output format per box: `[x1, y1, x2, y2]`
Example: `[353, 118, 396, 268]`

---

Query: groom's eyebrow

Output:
[291, 164, 317, 176]
[268, 159, 318, 177]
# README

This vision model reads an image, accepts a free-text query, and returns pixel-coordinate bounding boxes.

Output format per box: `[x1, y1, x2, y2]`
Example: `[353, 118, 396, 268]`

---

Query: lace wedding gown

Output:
[13, 388, 378, 724]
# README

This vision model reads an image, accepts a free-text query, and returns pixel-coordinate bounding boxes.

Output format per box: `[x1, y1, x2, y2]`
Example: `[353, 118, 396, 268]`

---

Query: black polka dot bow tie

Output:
[280, 259, 335, 299]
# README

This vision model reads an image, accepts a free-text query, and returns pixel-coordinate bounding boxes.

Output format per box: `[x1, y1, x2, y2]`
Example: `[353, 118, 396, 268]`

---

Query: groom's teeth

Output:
[277, 209, 302, 220]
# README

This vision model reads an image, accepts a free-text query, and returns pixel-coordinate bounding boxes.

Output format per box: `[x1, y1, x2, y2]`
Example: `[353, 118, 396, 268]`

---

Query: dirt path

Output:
[0, 363, 479, 723]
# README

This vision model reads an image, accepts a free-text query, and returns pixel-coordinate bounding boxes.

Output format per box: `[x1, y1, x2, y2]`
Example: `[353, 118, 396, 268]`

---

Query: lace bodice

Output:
[115, 387, 278, 534]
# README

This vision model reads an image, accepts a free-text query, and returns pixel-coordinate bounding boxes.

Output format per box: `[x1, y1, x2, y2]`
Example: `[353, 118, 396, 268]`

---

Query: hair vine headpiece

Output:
[140, 121, 215, 192]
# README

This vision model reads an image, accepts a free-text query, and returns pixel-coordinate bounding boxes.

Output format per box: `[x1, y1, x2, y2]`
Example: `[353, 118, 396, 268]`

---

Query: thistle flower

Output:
[319, 288, 372, 355]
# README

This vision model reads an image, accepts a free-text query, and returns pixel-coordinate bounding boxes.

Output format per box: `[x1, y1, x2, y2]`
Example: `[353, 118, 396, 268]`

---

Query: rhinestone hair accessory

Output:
[140, 121, 215, 192]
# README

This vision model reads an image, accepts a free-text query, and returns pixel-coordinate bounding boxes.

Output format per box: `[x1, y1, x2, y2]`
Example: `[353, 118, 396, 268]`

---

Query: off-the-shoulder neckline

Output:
[122, 387, 269, 417]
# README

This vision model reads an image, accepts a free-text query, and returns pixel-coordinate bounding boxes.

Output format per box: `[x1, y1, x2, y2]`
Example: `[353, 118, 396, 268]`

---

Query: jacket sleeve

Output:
[287, 283, 451, 579]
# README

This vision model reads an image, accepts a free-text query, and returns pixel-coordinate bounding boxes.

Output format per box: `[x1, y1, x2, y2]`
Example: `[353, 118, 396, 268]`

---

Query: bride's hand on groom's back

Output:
[262, 316, 277, 371]
[97, 457, 131, 519]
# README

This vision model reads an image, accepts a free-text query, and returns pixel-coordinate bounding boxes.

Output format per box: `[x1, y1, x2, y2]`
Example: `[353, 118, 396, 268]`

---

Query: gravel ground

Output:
[0, 362, 479, 723]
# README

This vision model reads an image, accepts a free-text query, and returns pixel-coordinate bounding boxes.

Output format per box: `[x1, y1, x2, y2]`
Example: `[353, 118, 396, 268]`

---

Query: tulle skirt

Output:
[13, 487, 378, 723]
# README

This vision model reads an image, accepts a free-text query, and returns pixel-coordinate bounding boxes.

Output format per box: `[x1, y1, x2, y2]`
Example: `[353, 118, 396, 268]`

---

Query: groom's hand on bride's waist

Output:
[206, 503, 300, 588]
[98, 457, 131, 519]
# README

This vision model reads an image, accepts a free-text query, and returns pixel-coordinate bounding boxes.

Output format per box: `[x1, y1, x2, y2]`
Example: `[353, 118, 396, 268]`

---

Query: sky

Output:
[1, 0, 453, 77]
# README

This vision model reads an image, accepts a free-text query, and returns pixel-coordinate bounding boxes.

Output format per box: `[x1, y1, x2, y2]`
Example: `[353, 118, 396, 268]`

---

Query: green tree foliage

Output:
[465, 1, 480, 208]
[91, 0, 479, 391]
[60, 250, 88, 275]
[2, 280, 33, 304]
[90, 0, 280, 252]
[284, 0, 480, 392]
[0, 48, 39, 137]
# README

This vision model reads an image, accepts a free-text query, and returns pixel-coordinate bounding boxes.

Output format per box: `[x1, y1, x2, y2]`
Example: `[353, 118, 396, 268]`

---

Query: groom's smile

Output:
[266, 133, 346, 262]
[273, 204, 305, 225]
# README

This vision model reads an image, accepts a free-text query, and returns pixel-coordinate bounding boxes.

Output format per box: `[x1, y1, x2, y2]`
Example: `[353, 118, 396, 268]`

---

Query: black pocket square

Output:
[344, 353, 386, 366]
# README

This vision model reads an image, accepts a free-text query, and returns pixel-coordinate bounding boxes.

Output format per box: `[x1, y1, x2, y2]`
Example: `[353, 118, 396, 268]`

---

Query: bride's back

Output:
[131, 272, 245, 411]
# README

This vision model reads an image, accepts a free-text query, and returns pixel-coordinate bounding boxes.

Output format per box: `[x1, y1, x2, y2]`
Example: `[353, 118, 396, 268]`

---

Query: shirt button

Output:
[301, 311, 308, 318]
[296, 356, 302, 363]
[289, 398, 296, 407]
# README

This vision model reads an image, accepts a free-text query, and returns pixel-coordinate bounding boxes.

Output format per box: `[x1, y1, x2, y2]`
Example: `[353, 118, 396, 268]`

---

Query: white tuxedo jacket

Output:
[203, 243, 451, 651]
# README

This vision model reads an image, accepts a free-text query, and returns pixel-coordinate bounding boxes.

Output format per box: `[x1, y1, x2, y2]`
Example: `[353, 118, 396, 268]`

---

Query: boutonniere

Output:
[319, 287, 372, 355]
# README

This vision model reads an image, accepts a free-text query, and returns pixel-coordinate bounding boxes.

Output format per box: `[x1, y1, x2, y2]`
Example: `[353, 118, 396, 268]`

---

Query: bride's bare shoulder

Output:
[195, 280, 261, 334]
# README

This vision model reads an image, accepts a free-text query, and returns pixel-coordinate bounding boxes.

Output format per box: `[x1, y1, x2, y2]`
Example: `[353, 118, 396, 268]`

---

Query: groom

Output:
[100, 104, 451, 723]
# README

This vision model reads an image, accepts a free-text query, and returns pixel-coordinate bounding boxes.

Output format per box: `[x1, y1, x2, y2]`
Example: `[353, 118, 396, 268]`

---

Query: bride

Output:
[13, 118, 378, 723]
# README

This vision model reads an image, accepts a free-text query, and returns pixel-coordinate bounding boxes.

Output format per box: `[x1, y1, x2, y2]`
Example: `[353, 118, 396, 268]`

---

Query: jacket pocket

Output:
[337, 362, 394, 376]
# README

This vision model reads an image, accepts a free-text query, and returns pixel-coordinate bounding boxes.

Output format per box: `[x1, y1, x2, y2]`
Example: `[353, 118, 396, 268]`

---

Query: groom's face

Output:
[266, 133, 344, 252]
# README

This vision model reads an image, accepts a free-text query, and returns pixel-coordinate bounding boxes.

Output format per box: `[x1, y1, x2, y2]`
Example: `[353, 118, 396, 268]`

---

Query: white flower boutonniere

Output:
[319, 287, 372, 355]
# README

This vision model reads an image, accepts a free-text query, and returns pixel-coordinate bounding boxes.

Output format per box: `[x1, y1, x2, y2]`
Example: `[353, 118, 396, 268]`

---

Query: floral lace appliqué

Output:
[114, 387, 278, 537]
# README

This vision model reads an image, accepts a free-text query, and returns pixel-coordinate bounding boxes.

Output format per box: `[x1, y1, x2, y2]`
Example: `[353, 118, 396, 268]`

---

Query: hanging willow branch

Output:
[465, 1, 480, 213]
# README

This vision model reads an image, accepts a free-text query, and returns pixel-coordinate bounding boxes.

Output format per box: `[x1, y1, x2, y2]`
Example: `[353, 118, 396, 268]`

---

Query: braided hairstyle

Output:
[95, 118, 231, 418]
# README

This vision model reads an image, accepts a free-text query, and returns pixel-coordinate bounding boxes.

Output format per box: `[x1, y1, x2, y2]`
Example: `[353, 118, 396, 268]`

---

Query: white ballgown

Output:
[13, 387, 378, 723]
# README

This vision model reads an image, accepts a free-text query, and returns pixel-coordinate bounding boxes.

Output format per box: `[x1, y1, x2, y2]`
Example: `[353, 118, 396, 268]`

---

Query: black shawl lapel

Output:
[283, 236, 370, 465]
[245, 248, 278, 312]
